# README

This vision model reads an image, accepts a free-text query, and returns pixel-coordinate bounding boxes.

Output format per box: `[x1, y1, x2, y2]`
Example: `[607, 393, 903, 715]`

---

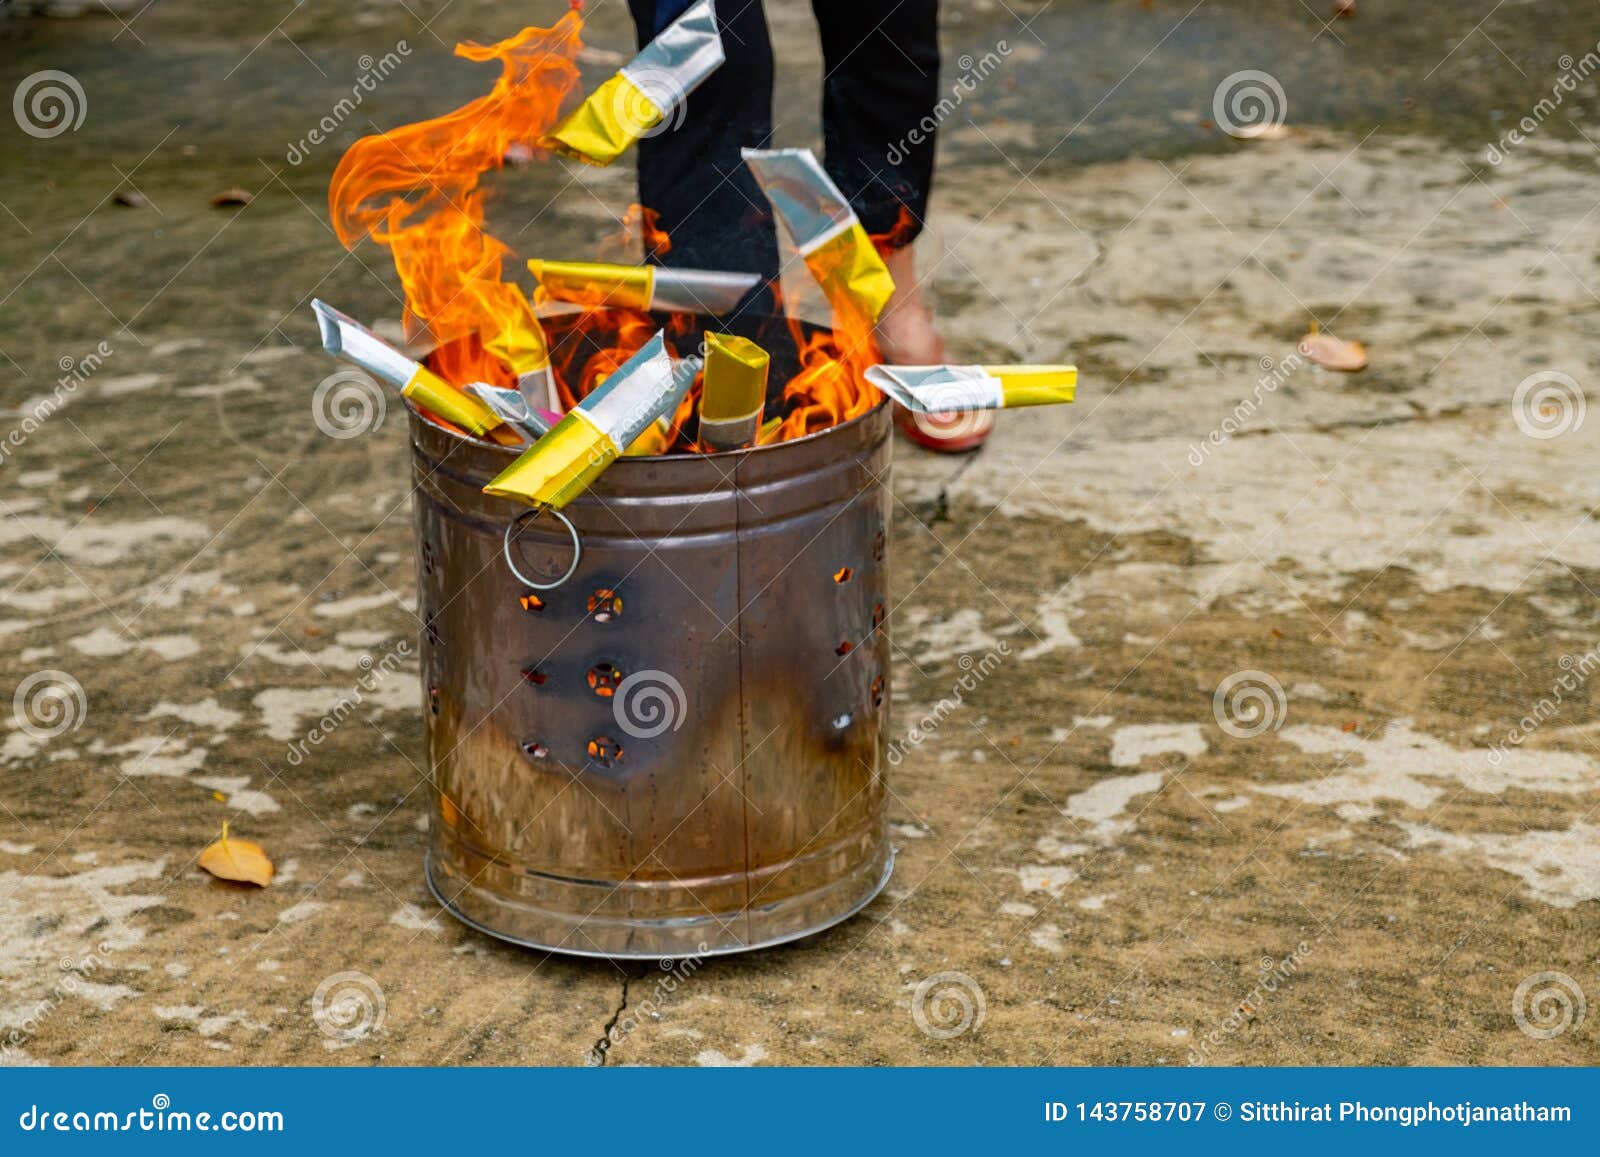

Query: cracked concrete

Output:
[3, 0, 1600, 1066]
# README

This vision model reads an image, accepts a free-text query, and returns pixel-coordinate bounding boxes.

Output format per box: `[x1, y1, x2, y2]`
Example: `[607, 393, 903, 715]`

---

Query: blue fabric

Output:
[650, 0, 696, 34]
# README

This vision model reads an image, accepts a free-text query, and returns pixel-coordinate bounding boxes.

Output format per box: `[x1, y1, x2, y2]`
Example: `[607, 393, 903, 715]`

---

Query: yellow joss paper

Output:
[988, 365, 1078, 406]
[485, 408, 620, 509]
[402, 366, 515, 439]
[529, 259, 761, 315]
[311, 298, 520, 446]
[741, 147, 895, 325]
[803, 221, 896, 326]
[478, 289, 558, 412]
[624, 417, 675, 456]
[530, 259, 654, 310]
[544, 74, 660, 166]
[542, 1, 724, 166]
[484, 333, 700, 508]
[698, 332, 769, 451]
[863, 364, 1077, 412]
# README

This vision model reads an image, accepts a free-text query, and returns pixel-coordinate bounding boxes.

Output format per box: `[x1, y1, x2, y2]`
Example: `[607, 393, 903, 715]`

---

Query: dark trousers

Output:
[626, 0, 941, 290]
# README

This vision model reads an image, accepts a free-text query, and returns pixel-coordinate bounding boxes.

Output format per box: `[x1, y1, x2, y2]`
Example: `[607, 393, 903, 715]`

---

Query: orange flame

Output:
[328, 7, 887, 448]
[329, 12, 584, 386]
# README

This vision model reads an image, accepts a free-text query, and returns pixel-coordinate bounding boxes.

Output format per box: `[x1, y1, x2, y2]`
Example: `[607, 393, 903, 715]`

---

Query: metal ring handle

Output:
[502, 507, 582, 590]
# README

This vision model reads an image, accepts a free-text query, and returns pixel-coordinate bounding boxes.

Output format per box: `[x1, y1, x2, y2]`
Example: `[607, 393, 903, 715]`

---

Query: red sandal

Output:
[893, 402, 995, 453]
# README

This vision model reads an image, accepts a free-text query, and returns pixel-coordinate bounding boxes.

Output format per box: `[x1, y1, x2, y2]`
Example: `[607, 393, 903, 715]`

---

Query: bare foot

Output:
[876, 243, 995, 452]
[875, 244, 945, 364]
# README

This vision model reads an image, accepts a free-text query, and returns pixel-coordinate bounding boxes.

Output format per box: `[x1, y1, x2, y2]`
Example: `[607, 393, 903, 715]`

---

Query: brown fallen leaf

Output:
[113, 189, 150, 208]
[199, 822, 273, 887]
[1235, 122, 1293, 141]
[1333, 0, 1357, 17]
[1299, 328, 1368, 372]
[211, 187, 254, 207]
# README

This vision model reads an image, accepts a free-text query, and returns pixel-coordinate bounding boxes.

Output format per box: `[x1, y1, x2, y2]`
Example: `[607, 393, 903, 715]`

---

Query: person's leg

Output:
[810, 0, 940, 242]
[811, 0, 992, 450]
[627, 0, 779, 287]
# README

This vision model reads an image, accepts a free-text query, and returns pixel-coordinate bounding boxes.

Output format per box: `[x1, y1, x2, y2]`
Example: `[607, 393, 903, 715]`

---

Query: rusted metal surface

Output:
[409, 399, 894, 957]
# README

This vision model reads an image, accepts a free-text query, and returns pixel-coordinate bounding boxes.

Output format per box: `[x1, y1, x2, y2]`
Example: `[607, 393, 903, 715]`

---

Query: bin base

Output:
[425, 845, 894, 960]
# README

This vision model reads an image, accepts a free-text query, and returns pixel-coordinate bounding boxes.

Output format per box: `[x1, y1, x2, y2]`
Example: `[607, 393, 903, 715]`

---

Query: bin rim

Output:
[405, 395, 891, 464]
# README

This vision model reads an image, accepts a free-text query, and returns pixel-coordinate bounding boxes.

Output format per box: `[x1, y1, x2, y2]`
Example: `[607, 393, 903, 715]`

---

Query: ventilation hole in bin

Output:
[871, 675, 885, 709]
[519, 593, 545, 613]
[521, 739, 549, 761]
[521, 666, 549, 686]
[421, 541, 436, 576]
[872, 530, 886, 562]
[833, 566, 853, 584]
[424, 612, 440, 647]
[873, 603, 886, 629]
[587, 663, 624, 697]
[587, 736, 623, 766]
[428, 685, 440, 715]
[835, 640, 853, 656]
[587, 588, 624, 622]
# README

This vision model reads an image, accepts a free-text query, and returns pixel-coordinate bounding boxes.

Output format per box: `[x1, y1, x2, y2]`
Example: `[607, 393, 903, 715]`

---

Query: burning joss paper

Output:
[312, 300, 521, 446]
[476, 287, 560, 413]
[528, 259, 760, 315]
[698, 332, 769, 451]
[863, 364, 1078, 413]
[626, 355, 704, 456]
[542, 0, 724, 166]
[464, 382, 550, 441]
[483, 332, 699, 509]
[741, 147, 896, 325]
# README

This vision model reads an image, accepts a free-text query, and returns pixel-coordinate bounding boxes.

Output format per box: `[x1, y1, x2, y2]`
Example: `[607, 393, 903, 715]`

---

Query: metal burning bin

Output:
[409, 398, 894, 958]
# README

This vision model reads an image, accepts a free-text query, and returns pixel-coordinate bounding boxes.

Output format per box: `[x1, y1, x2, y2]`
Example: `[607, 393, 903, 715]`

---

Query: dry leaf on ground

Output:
[1299, 330, 1368, 372]
[1236, 123, 1293, 141]
[211, 187, 254, 207]
[199, 822, 274, 887]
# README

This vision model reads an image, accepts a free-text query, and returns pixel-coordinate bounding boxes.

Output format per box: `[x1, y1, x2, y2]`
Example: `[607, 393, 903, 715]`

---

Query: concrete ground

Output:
[3, 0, 1599, 1065]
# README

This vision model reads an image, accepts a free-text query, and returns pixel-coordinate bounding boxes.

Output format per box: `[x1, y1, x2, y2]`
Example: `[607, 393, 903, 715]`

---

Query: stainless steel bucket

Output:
[409, 400, 894, 957]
